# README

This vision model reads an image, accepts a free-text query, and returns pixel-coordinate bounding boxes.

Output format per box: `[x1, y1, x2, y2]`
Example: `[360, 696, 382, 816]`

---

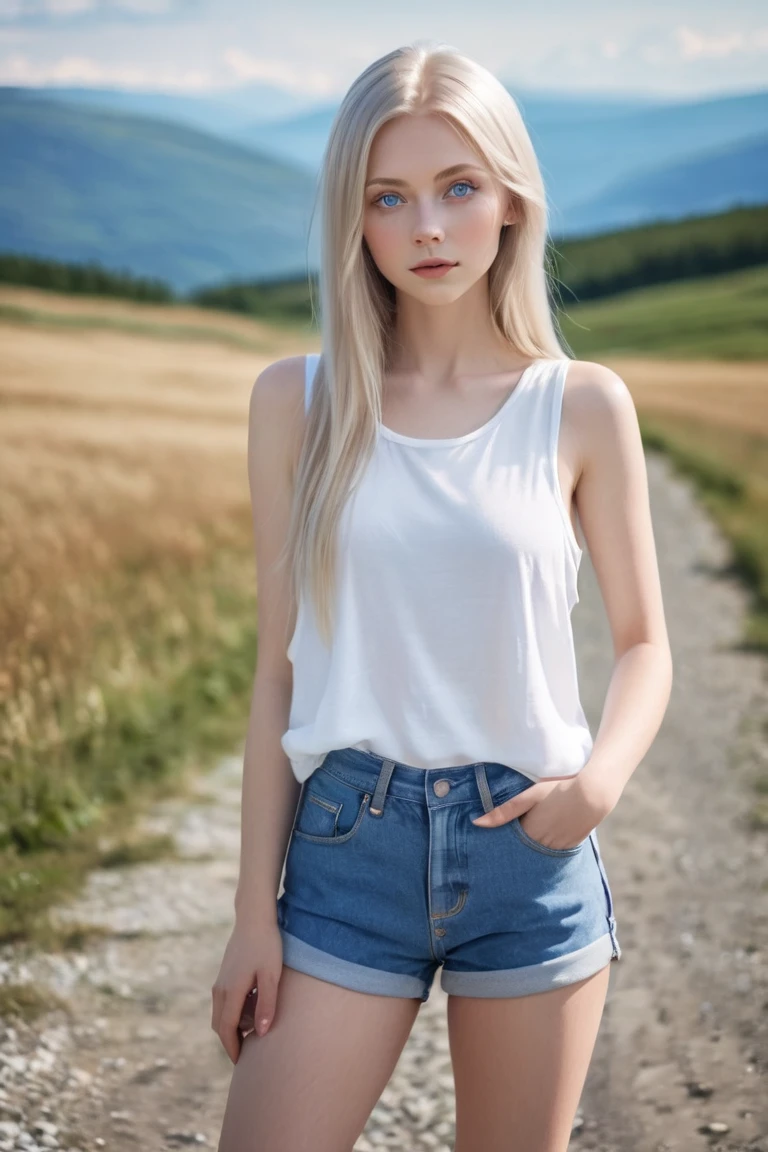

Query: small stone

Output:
[32, 1121, 58, 1137]
[686, 1081, 714, 1098]
[699, 1121, 730, 1135]
[0, 1055, 26, 1075]
[100, 1056, 126, 1071]
[66, 1069, 92, 1087]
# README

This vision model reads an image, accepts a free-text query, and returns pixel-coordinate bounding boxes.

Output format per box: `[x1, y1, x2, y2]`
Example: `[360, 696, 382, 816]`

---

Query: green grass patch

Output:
[560, 263, 768, 360]
[632, 412, 768, 652]
[97, 832, 178, 869]
[748, 799, 768, 830]
[0, 543, 256, 944]
[0, 980, 70, 1022]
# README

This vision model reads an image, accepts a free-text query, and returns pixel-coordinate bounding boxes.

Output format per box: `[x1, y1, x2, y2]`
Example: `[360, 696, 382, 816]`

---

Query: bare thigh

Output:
[449, 963, 611, 1152]
[217, 964, 422, 1152]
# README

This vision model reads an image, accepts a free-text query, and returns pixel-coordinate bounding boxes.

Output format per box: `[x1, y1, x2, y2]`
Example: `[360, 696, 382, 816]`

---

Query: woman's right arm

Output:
[210, 354, 309, 1063]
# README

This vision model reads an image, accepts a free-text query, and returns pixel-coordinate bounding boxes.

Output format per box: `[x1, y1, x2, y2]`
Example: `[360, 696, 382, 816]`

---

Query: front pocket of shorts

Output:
[293, 771, 371, 845]
[511, 817, 586, 857]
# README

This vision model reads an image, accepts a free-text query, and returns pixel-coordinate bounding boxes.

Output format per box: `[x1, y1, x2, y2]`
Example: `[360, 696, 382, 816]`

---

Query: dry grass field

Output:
[607, 356, 768, 437]
[0, 288, 318, 938]
[1, 284, 767, 939]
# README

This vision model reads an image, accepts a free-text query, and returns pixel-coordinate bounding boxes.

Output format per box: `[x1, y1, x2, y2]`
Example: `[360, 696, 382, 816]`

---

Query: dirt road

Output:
[1, 448, 766, 1152]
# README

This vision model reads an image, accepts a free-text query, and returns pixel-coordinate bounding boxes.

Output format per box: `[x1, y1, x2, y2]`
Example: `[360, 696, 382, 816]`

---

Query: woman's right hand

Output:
[211, 916, 284, 1063]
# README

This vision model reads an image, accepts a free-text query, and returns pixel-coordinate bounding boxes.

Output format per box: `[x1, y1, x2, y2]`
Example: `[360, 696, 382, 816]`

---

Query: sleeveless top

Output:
[280, 353, 594, 785]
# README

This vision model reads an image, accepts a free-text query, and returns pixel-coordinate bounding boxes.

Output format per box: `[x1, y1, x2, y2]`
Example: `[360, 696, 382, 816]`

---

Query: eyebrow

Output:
[365, 163, 486, 189]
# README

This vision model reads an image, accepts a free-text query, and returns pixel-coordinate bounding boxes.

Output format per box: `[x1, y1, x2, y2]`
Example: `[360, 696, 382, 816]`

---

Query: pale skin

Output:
[214, 111, 673, 1151]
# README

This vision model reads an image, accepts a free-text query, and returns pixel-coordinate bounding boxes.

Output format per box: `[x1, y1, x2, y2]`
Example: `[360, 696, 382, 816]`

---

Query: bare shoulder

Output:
[251, 353, 307, 413]
[562, 359, 640, 473]
[563, 358, 635, 410]
[248, 354, 310, 478]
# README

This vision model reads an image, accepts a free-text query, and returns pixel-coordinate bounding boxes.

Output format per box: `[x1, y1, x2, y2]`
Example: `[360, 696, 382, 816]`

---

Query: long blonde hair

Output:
[282, 40, 571, 649]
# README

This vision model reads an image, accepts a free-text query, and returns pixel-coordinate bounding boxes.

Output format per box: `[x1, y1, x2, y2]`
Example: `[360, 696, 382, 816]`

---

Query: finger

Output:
[238, 987, 259, 1035]
[472, 796, 524, 826]
[220, 1007, 244, 1064]
[252, 977, 276, 1037]
[210, 987, 222, 1034]
[472, 785, 543, 827]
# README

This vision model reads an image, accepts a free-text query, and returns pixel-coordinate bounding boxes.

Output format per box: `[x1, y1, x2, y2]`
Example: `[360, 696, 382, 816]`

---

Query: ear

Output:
[502, 192, 519, 228]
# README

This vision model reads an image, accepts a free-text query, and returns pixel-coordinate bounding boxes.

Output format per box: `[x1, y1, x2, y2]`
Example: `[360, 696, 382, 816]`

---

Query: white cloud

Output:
[0, 0, 182, 19]
[600, 40, 621, 59]
[676, 25, 768, 60]
[0, 50, 213, 86]
[222, 47, 337, 95]
[45, 0, 95, 13]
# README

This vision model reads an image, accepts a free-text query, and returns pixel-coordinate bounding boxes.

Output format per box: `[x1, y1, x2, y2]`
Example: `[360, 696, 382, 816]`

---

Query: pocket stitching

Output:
[511, 817, 585, 857]
[293, 793, 370, 845]
[308, 794, 340, 816]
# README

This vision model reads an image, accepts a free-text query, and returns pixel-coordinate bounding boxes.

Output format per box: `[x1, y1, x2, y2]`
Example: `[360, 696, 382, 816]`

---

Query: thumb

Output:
[471, 784, 543, 826]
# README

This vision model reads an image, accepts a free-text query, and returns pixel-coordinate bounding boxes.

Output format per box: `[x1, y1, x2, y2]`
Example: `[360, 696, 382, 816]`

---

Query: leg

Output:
[449, 962, 611, 1152]
[217, 964, 422, 1152]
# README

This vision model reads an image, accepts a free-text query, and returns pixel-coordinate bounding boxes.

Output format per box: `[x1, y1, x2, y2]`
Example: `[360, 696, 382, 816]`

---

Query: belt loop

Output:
[474, 764, 494, 814]
[369, 758, 395, 817]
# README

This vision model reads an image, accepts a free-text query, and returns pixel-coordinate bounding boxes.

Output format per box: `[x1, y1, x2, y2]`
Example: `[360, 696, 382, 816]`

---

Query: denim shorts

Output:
[276, 746, 621, 1003]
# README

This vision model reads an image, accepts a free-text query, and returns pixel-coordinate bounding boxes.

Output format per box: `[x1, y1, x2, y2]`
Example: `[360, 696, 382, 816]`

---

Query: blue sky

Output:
[0, 0, 766, 100]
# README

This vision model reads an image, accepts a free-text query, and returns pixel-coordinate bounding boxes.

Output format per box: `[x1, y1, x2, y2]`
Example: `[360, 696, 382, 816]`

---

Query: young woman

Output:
[213, 41, 673, 1152]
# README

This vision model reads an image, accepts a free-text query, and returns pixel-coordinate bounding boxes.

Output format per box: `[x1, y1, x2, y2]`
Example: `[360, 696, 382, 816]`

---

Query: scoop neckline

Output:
[377, 358, 544, 447]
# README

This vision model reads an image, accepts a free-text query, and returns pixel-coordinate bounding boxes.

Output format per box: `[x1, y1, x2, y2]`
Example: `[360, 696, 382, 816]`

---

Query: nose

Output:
[412, 209, 445, 246]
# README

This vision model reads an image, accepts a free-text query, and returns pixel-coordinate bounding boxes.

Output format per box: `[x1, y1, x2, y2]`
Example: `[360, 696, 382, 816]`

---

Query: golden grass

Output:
[1, 303, 314, 745]
[0, 282, 294, 342]
[604, 355, 768, 437]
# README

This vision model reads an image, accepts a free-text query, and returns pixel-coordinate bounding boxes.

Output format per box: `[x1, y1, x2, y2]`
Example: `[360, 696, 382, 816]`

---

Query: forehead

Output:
[366, 113, 482, 175]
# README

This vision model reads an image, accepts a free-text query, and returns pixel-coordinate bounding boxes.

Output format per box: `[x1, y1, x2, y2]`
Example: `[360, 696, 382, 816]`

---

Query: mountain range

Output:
[2, 81, 765, 292]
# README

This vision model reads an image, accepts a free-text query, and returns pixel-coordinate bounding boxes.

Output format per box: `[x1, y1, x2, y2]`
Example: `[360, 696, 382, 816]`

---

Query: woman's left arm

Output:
[570, 360, 674, 808]
[473, 360, 673, 843]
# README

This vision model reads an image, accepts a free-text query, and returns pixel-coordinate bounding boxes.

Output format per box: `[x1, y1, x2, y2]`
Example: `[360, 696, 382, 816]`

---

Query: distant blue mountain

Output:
[14, 80, 315, 136]
[536, 89, 768, 234]
[566, 130, 768, 235]
[234, 90, 675, 173]
[2, 82, 766, 291]
[0, 89, 320, 293]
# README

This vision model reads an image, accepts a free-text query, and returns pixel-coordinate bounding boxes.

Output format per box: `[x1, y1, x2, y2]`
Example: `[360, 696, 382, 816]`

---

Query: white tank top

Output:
[280, 353, 594, 784]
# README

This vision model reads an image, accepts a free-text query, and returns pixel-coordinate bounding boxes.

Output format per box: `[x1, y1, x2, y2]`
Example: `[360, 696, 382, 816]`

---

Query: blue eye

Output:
[449, 181, 476, 198]
[372, 180, 478, 209]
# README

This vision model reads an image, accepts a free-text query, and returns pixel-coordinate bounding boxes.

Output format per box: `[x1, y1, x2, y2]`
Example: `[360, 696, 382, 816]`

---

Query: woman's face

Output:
[362, 112, 513, 304]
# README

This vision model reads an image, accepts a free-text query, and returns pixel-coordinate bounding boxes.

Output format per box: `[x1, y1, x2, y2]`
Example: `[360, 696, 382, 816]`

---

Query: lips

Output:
[410, 260, 457, 270]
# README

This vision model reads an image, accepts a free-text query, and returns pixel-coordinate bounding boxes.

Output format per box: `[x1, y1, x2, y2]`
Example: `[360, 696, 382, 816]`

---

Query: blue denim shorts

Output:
[276, 746, 621, 1002]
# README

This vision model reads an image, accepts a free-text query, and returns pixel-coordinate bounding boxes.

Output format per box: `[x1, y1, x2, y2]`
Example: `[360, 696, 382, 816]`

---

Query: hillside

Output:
[2, 85, 766, 290]
[0, 90, 320, 293]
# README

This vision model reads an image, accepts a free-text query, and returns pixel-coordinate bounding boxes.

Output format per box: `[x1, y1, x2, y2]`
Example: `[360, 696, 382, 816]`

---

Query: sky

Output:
[0, 0, 766, 102]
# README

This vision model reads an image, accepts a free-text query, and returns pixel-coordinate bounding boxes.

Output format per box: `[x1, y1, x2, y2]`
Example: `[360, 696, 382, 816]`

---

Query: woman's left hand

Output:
[471, 771, 618, 851]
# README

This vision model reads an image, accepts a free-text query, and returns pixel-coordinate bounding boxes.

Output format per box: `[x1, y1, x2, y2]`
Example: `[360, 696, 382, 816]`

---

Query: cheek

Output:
[455, 199, 502, 248]
[363, 214, 397, 260]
